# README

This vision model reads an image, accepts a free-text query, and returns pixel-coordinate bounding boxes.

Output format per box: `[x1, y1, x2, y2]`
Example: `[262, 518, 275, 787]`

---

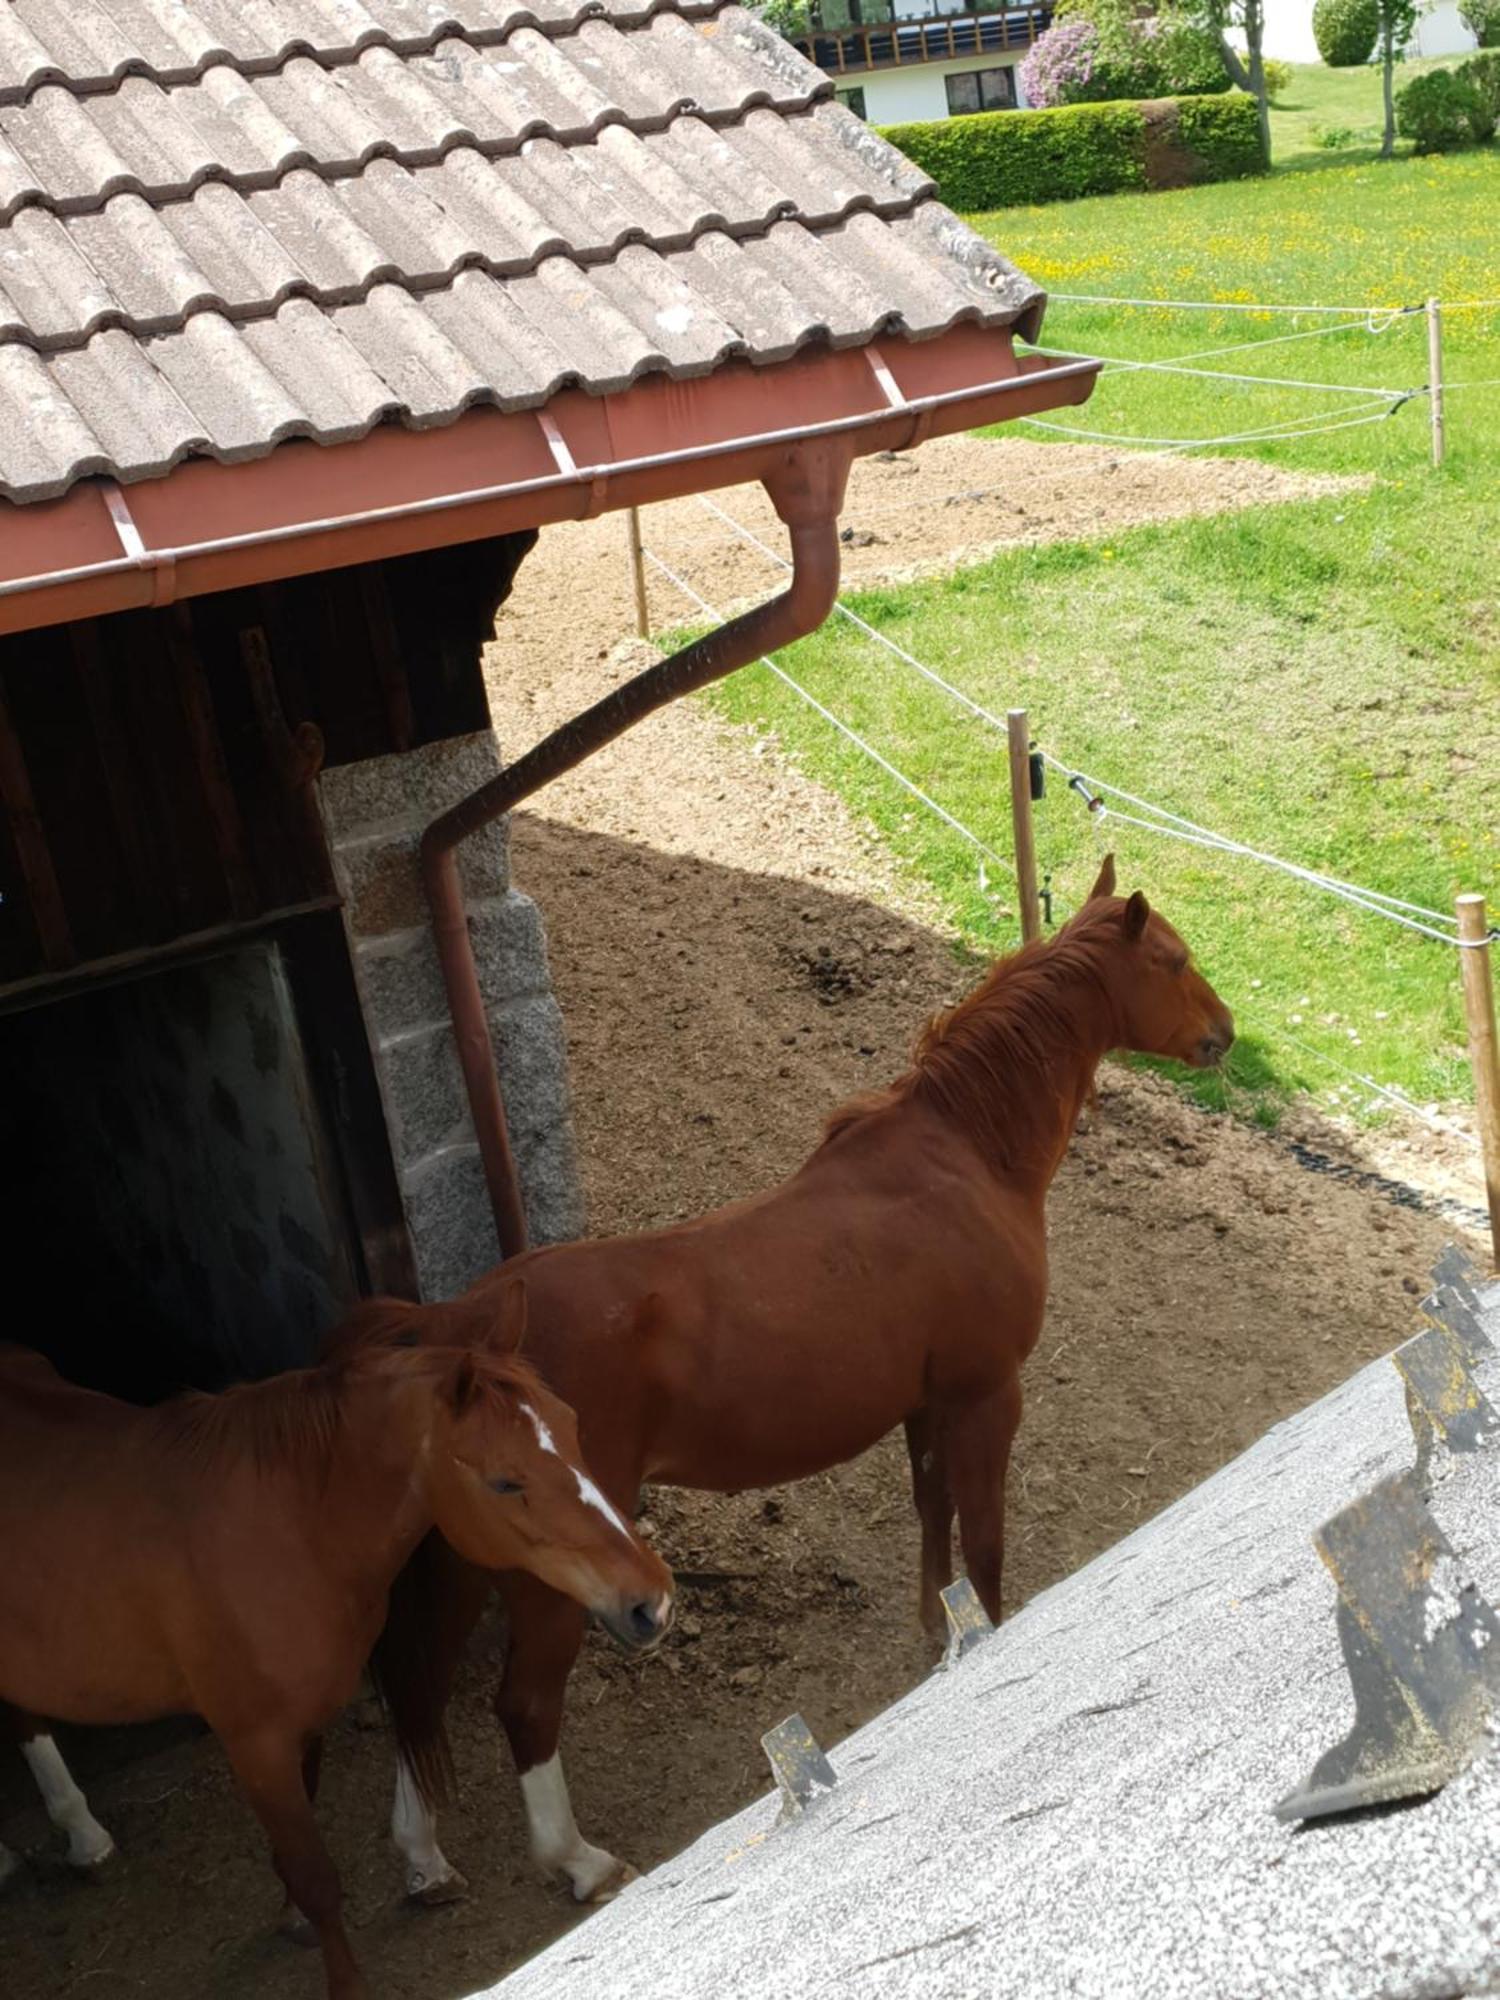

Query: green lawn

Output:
[697, 110, 1500, 1129]
[1269, 54, 1453, 171]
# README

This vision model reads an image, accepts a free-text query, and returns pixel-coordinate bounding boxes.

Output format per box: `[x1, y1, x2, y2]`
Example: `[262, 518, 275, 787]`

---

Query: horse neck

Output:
[911, 945, 1120, 1191]
[314, 1374, 443, 1590]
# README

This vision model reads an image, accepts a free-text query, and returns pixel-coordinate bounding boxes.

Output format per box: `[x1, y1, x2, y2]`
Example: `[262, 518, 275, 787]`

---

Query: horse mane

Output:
[822, 903, 1124, 1169]
[151, 1337, 542, 1484]
[321, 1290, 500, 1366]
[150, 1364, 349, 1481]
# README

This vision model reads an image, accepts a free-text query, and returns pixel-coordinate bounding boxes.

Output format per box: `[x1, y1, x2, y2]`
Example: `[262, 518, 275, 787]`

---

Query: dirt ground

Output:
[0, 436, 1478, 2000]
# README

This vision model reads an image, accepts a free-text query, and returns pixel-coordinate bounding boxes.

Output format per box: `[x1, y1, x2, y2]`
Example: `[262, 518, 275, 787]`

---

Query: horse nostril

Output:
[628, 1600, 661, 1644]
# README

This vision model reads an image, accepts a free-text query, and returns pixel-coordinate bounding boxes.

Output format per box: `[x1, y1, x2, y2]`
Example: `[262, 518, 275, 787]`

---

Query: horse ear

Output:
[1124, 890, 1150, 942]
[494, 1281, 528, 1356]
[445, 1354, 483, 1415]
[1088, 854, 1117, 902]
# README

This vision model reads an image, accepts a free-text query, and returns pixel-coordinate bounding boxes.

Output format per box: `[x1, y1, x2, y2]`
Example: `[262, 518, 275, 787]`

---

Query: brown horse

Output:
[0, 1302, 672, 2000]
[335, 859, 1233, 1903]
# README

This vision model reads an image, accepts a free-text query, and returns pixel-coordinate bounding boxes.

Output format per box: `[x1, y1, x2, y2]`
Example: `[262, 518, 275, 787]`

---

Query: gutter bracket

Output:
[761, 1713, 838, 1821]
[101, 480, 177, 606]
[1275, 1471, 1500, 1824]
[941, 1577, 995, 1664]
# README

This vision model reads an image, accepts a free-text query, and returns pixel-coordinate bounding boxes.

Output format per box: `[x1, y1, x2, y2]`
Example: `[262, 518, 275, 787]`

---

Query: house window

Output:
[945, 66, 1016, 116]
[836, 86, 868, 118]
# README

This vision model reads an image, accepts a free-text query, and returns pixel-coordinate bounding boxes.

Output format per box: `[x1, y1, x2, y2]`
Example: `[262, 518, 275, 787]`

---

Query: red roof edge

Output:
[0, 331, 1098, 638]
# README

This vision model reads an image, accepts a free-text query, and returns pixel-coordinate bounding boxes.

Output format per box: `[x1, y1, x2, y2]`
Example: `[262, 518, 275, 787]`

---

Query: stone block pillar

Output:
[318, 732, 583, 1300]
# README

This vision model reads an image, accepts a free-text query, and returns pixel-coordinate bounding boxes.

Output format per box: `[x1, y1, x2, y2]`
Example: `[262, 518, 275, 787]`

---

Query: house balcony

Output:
[792, 3, 1053, 77]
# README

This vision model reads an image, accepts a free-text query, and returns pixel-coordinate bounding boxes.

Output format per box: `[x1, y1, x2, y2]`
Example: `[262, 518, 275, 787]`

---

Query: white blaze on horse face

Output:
[391, 1756, 462, 1899]
[520, 1403, 558, 1456]
[21, 1735, 114, 1868]
[521, 1404, 632, 1540]
[519, 1753, 630, 1902]
[572, 1469, 632, 1540]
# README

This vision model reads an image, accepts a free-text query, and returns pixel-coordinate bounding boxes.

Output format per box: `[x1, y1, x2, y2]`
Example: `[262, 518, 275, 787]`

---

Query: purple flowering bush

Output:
[1021, 4, 1229, 107]
[1020, 17, 1099, 107]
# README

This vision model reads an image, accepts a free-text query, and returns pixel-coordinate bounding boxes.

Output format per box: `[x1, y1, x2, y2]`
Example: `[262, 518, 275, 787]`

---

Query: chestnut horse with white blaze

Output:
[335, 859, 1233, 1904]
[0, 1307, 672, 2000]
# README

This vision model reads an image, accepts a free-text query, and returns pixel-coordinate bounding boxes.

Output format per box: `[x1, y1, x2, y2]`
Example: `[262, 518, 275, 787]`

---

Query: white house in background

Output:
[792, 1, 1052, 124]
[1260, 0, 1477, 61]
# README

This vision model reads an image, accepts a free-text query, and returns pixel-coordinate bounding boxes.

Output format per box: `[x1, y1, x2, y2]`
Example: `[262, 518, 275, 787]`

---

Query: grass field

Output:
[1269, 53, 1451, 171]
[697, 76, 1500, 1127]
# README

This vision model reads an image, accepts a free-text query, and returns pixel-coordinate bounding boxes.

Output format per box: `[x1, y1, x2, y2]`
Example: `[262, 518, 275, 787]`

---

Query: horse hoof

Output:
[69, 1840, 118, 1877]
[281, 1907, 319, 1949]
[407, 1867, 469, 1909]
[575, 1859, 637, 1905]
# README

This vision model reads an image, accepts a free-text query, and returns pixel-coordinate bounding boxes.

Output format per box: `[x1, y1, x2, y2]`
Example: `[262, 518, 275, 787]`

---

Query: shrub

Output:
[882, 100, 1146, 207]
[1172, 90, 1270, 174]
[1026, 1, 1230, 106]
[1456, 49, 1500, 134]
[1313, 0, 1379, 66]
[1260, 55, 1294, 98]
[752, 0, 810, 33]
[879, 92, 1264, 210]
[1460, 0, 1500, 47]
[1394, 66, 1487, 148]
[1020, 18, 1102, 108]
[1144, 14, 1232, 94]
[1311, 121, 1356, 146]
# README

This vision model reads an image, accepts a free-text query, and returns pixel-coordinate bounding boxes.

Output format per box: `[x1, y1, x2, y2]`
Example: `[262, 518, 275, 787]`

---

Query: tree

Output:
[1192, 0, 1272, 161]
[1375, 0, 1420, 155]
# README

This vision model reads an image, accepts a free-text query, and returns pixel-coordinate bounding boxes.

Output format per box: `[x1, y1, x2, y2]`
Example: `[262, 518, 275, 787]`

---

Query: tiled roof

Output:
[0, 0, 1045, 503]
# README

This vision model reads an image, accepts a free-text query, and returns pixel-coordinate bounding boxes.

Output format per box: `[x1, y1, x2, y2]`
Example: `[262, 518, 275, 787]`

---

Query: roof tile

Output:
[0, 0, 1044, 502]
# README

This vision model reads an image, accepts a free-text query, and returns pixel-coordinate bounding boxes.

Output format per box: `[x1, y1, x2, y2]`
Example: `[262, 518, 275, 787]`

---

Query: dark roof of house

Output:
[0, 0, 1045, 503]
[483, 1265, 1500, 2000]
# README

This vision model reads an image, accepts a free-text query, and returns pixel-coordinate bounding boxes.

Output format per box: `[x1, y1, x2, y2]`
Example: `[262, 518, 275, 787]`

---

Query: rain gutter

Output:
[422, 440, 851, 1257]
[0, 343, 1100, 637]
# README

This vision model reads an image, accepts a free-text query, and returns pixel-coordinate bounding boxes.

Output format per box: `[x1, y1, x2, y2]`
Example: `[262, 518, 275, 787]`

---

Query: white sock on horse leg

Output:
[391, 1757, 463, 1899]
[21, 1736, 114, 1867]
[518, 1754, 632, 1903]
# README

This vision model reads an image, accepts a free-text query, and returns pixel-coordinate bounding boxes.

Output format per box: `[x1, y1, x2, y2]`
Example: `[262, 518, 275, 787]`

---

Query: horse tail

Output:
[368, 1532, 460, 1810]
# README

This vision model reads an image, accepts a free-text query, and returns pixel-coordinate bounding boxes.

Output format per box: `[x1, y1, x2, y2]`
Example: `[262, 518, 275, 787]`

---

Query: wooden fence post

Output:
[1427, 298, 1445, 469]
[1006, 709, 1041, 945]
[625, 507, 650, 640]
[1457, 892, 1500, 1268]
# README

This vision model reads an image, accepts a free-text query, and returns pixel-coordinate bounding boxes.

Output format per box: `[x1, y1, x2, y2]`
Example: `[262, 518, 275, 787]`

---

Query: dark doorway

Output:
[0, 915, 403, 1399]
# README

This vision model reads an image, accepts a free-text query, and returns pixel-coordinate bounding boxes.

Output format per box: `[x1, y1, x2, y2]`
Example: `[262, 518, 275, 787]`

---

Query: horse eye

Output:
[488, 1477, 523, 1496]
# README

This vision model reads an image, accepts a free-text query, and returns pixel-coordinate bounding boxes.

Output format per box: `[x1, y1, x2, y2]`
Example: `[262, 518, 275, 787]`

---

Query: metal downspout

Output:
[420, 442, 852, 1259]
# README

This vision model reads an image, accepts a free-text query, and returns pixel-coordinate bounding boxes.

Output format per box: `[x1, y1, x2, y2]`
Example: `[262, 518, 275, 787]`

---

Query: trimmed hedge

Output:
[879, 93, 1265, 212]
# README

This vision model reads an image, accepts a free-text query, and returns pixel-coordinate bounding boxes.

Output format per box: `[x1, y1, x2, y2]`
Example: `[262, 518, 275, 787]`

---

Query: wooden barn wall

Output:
[0, 530, 535, 994]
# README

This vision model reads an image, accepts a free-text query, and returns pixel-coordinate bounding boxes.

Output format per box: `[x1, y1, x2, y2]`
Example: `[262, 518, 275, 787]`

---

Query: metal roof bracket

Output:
[1275, 1471, 1500, 1823]
[761, 1713, 838, 1822]
[1419, 1284, 1491, 1362]
[1432, 1241, 1482, 1312]
[941, 1577, 995, 1665]
[1395, 1322, 1500, 1475]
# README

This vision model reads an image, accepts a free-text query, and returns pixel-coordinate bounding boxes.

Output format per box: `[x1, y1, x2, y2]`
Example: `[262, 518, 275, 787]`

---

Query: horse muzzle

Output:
[598, 1591, 674, 1653]
[1189, 1014, 1236, 1068]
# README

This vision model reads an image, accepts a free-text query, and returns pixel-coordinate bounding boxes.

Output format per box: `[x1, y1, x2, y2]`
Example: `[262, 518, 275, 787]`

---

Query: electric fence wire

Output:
[642, 548, 1014, 879]
[648, 520, 1488, 1154]
[692, 495, 1494, 950]
[1025, 342, 1412, 399]
[1237, 1005, 1480, 1145]
[1017, 399, 1405, 451]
